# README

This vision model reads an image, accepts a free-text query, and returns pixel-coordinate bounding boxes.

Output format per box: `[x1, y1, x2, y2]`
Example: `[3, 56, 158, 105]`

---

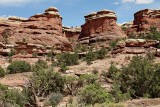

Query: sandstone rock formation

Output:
[78, 10, 126, 47]
[133, 9, 160, 32]
[63, 26, 81, 45]
[112, 39, 159, 54]
[0, 7, 72, 53]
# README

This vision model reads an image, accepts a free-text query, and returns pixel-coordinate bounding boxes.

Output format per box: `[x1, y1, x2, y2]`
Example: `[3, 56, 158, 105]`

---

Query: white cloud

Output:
[122, 0, 135, 3]
[113, 2, 120, 5]
[121, 0, 154, 4]
[135, 0, 154, 4]
[0, 0, 41, 6]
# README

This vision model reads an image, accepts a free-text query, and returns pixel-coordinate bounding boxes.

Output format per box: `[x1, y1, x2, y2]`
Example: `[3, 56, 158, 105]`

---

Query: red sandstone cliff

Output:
[63, 26, 81, 46]
[78, 10, 126, 47]
[0, 7, 72, 52]
[133, 9, 160, 32]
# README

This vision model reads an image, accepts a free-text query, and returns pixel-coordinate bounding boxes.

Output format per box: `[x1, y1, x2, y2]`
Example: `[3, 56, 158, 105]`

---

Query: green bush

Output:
[7, 61, 31, 74]
[35, 59, 48, 69]
[111, 56, 160, 99]
[96, 47, 107, 59]
[49, 93, 63, 107]
[109, 40, 119, 49]
[0, 84, 27, 107]
[85, 50, 97, 64]
[56, 52, 79, 66]
[80, 74, 99, 85]
[32, 52, 38, 58]
[0, 66, 5, 78]
[79, 84, 112, 105]
[24, 68, 65, 106]
[121, 26, 127, 31]
[145, 27, 160, 40]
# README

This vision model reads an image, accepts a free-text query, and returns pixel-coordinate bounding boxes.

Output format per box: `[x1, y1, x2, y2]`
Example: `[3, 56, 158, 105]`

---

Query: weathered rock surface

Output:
[63, 26, 81, 45]
[133, 9, 160, 32]
[112, 39, 159, 54]
[0, 7, 72, 52]
[78, 10, 126, 47]
[122, 21, 133, 29]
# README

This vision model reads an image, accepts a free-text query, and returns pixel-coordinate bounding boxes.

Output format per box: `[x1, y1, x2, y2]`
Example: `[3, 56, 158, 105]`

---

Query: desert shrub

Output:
[24, 67, 64, 106]
[0, 66, 5, 78]
[74, 43, 88, 53]
[85, 50, 97, 64]
[107, 64, 119, 80]
[7, 60, 31, 74]
[109, 40, 119, 49]
[111, 56, 160, 99]
[0, 84, 27, 107]
[145, 26, 160, 40]
[79, 74, 99, 86]
[111, 82, 131, 102]
[56, 52, 79, 66]
[79, 84, 112, 105]
[146, 51, 155, 60]
[96, 47, 107, 59]
[34, 59, 48, 69]
[59, 63, 69, 73]
[49, 93, 63, 107]
[121, 26, 127, 31]
[32, 52, 38, 58]
[92, 69, 98, 74]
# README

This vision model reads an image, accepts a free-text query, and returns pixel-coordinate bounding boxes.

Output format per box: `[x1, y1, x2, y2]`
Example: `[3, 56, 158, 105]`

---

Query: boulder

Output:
[156, 49, 160, 57]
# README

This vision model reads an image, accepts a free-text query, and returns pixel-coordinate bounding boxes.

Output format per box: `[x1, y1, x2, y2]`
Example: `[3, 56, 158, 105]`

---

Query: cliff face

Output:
[63, 26, 81, 46]
[0, 7, 72, 52]
[78, 10, 126, 47]
[133, 9, 160, 32]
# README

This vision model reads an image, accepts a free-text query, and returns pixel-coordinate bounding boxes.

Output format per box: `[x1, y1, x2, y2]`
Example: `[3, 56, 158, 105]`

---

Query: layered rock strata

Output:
[112, 39, 159, 54]
[78, 10, 126, 47]
[0, 7, 72, 54]
[63, 26, 81, 45]
[133, 9, 160, 32]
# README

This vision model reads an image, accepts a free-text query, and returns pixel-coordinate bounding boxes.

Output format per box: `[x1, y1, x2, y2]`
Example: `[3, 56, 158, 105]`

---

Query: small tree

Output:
[114, 56, 159, 98]
[64, 75, 81, 96]
[25, 68, 64, 106]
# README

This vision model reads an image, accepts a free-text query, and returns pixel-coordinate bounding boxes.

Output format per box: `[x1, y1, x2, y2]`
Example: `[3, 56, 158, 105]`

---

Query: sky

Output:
[0, 0, 159, 26]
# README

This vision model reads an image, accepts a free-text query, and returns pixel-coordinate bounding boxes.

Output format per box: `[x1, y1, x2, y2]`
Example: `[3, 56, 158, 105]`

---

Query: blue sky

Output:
[0, 0, 159, 26]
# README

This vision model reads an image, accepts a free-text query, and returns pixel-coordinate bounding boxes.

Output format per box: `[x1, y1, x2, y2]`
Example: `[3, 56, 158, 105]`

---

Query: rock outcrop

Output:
[63, 26, 81, 45]
[133, 9, 160, 32]
[0, 7, 72, 53]
[112, 39, 159, 54]
[78, 10, 126, 47]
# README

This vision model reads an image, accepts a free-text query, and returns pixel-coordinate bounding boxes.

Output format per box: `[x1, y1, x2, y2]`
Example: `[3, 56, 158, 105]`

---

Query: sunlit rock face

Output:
[78, 10, 126, 47]
[133, 9, 160, 32]
[0, 7, 72, 52]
